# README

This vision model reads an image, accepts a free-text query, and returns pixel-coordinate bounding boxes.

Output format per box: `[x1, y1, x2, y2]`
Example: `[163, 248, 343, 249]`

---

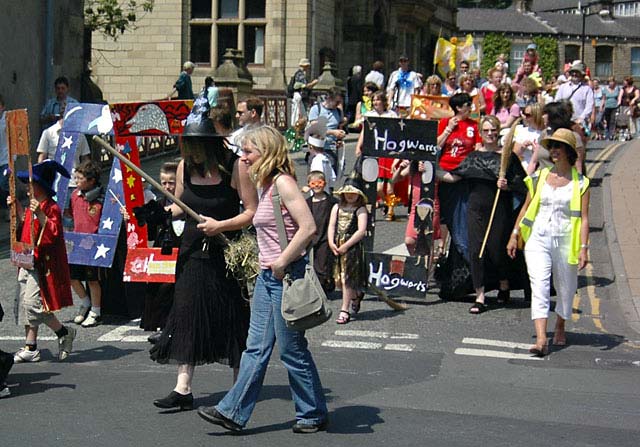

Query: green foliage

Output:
[85, 0, 154, 40]
[532, 36, 559, 81]
[480, 33, 511, 77]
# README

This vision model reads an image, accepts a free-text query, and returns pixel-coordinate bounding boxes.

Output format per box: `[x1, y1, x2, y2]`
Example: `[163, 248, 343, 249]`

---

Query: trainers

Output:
[0, 385, 10, 398]
[73, 305, 91, 324]
[13, 348, 41, 363]
[292, 420, 328, 434]
[58, 327, 77, 361]
[81, 312, 102, 328]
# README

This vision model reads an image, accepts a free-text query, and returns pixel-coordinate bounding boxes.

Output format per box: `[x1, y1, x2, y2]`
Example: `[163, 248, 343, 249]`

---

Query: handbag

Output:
[272, 181, 332, 331]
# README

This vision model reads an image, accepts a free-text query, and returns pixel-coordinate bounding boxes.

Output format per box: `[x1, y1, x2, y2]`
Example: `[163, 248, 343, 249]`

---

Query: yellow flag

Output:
[456, 34, 478, 65]
[434, 37, 456, 78]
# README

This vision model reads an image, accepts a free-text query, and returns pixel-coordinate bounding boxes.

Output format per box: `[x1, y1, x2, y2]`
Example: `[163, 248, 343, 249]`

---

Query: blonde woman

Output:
[513, 103, 546, 174]
[198, 126, 328, 433]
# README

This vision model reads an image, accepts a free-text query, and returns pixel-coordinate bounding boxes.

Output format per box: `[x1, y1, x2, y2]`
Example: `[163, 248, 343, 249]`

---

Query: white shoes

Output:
[73, 305, 91, 324]
[58, 327, 77, 361]
[0, 385, 10, 398]
[81, 312, 102, 328]
[13, 348, 41, 363]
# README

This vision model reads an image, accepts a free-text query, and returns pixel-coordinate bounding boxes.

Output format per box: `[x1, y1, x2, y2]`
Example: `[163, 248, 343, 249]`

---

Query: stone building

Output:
[458, 0, 640, 80]
[90, 0, 457, 104]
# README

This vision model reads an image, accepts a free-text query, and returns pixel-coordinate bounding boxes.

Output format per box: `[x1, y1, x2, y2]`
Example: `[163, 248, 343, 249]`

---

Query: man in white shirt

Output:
[364, 61, 385, 89]
[229, 97, 263, 156]
[386, 55, 422, 117]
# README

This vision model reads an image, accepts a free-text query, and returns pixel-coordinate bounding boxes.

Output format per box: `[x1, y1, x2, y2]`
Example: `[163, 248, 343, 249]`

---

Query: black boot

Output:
[153, 391, 193, 410]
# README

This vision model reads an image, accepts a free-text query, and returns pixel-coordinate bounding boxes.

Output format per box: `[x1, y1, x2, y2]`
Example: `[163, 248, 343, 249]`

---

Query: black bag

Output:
[286, 73, 297, 98]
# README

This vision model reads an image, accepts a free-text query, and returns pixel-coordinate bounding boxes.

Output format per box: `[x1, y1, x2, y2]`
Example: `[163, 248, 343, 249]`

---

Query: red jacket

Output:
[20, 198, 73, 312]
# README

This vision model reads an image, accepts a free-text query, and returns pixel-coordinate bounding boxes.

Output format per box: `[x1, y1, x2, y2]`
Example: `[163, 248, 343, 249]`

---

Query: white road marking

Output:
[384, 344, 416, 351]
[97, 321, 144, 342]
[322, 340, 383, 350]
[335, 330, 419, 340]
[454, 347, 543, 361]
[0, 336, 56, 341]
[382, 243, 410, 256]
[462, 337, 532, 350]
[121, 335, 151, 343]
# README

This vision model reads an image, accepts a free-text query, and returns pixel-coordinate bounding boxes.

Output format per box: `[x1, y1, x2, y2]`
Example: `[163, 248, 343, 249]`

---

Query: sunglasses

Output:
[522, 112, 532, 117]
[308, 180, 326, 188]
[482, 128, 499, 133]
[547, 142, 566, 149]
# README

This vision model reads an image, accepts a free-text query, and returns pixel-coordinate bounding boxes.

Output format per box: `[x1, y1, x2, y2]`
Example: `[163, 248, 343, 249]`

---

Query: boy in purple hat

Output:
[8, 160, 76, 363]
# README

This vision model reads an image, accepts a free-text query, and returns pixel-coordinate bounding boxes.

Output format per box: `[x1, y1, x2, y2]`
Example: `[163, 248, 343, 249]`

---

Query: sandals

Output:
[336, 310, 351, 324]
[351, 293, 364, 314]
[529, 344, 549, 357]
[469, 302, 488, 314]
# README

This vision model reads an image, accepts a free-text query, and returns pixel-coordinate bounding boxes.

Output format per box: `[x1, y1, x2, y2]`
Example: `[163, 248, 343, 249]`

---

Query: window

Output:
[510, 44, 526, 74]
[595, 46, 613, 77]
[564, 44, 580, 64]
[189, 0, 266, 68]
[632, 47, 640, 77]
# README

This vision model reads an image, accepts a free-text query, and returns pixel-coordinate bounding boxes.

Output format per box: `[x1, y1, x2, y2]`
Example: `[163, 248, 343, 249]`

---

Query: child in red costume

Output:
[9, 160, 76, 363]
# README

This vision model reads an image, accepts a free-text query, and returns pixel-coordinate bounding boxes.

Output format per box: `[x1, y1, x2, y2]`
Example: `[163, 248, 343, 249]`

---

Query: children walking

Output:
[9, 160, 76, 363]
[328, 177, 368, 323]
[67, 160, 105, 327]
[305, 171, 337, 292]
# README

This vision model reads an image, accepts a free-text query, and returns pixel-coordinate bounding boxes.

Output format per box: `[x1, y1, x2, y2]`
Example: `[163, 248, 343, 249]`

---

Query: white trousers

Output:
[524, 231, 577, 320]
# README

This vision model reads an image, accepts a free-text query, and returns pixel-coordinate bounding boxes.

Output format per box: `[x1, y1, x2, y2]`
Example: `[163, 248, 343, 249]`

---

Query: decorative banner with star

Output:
[409, 95, 454, 121]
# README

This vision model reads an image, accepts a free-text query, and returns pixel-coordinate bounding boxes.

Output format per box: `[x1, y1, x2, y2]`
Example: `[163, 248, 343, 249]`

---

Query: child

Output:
[9, 160, 76, 363]
[68, 160, 105, 327]
[305, 117, 336, 193]
[328, 177, 368, 324]
[305, 171, 337, 293]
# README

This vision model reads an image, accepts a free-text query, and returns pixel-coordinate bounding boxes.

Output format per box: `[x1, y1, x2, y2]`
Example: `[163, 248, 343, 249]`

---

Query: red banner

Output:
[123, 248, 178, 283]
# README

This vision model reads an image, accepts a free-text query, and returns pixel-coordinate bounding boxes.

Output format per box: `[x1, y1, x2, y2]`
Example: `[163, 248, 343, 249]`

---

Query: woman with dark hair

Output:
[351, 81, 379, 129]
[602, 77, 620, 140]
[491, 83, 520, 129]
[508, 128, 590, 356]
[150, 113, 258, 411]
[619, 76, 639, 136]
[542, 101, 585, 173]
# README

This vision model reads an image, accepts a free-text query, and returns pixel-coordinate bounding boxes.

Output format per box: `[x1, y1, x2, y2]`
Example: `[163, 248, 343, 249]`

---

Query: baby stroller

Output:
[614, 106, 632, 141]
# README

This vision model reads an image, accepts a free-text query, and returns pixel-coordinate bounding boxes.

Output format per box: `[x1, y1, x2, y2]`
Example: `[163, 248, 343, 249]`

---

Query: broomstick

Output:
[478, 117, 521, 259]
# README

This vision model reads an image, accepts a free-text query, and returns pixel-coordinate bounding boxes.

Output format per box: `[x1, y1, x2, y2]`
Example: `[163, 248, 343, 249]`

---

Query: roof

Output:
[531, 0, 632, 12]
[457, 8, 556, 34]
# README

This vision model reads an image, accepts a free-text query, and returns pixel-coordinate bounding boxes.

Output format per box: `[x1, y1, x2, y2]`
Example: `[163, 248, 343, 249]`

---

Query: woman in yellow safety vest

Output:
[507, 128, 590, 357]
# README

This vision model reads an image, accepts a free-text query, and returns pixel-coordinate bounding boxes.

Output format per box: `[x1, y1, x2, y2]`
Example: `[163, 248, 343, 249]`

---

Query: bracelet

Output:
[512, 229, 519, 235]
[581, 244, 589, 248]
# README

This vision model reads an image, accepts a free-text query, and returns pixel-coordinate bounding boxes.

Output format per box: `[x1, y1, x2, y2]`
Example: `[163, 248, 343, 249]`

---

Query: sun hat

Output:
[569, 61, 585, 75]
[333, 176, 367, 203]
[16, 160, 70, 197]
[526, 43, 537, 51]
[540, 128, 577, 156]
[305, 116, 327, 149]
[298, 58, 311, 67]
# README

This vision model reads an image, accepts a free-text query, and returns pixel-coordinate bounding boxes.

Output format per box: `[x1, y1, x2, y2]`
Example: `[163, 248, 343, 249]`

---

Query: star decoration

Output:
[126, 175, 136, 188]
[398, 119, 406, 131]
[112, 168, 122, 184]
[61, 135, 74, 149]
[101, 217, 114, 230]
[130, 193, 136, 202]
[94, 243, 110, 259]
[121, 143, 132, 154]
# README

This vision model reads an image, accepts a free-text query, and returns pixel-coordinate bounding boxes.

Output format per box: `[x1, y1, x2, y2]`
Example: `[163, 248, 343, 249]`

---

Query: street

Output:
[1, 137, 639, 447]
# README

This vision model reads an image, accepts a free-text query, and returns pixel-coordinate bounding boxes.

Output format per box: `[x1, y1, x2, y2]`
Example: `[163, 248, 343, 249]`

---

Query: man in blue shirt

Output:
[40, 77, 79, 129]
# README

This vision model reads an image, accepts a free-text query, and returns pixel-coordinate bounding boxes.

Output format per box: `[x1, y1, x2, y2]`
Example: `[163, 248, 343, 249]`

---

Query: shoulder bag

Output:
[272, 181, 332, 331]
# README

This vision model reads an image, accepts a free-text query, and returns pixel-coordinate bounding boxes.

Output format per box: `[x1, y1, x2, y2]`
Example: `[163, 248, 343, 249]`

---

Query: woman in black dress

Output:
[150, 114, 258, 411]
[439, 115, 526, 313]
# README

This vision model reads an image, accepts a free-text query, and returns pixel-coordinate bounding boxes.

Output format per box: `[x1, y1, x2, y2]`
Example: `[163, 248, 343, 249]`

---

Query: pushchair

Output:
[614, 106, 632, 141]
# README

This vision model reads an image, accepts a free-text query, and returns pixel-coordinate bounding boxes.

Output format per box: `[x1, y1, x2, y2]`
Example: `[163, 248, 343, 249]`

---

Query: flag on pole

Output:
[434, 37, 456, 78]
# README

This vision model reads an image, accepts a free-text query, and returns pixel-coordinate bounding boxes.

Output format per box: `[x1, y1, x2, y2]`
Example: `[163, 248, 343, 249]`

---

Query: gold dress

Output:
[333, 206, 367, 290]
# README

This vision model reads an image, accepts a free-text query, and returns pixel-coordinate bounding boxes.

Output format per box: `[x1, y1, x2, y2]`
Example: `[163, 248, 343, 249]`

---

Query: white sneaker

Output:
[73, 305, 91, 324]
[0, 385, 10, 398]
[13, 348, 41, 363]
[58, 327, 77, 361]
[81, 312, 102, 328]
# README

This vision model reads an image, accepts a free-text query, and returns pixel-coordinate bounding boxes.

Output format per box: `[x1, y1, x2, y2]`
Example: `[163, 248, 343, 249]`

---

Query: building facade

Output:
[90, 0, 457, 103]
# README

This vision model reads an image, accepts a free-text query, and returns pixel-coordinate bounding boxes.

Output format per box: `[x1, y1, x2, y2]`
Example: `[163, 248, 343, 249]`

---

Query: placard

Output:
[122, 247, 178, 283]
[362, 116, 439, 161]
[367, 253, 429, 298]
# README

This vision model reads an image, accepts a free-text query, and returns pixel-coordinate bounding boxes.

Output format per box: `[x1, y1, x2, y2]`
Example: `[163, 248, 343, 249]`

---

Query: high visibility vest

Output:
[519, 167, 589, 265]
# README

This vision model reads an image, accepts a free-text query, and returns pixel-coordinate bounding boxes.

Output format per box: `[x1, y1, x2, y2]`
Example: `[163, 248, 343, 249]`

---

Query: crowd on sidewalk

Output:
[0, 46, 628, 434]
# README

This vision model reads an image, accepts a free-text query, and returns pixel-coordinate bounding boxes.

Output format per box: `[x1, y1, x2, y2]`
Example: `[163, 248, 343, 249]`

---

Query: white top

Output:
[365, 70, 385, 89]
[386, 70, 423, 108]
[513, 125, 542, 171]
[533, 180, 579, 237]
[309, 152, 336, 192]
[36, 121, 91, 187]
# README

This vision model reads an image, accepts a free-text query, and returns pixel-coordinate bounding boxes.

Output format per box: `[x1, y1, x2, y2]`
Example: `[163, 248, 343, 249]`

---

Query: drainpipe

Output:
[311, 0, 316, 75]
[44, 0, 54, 107]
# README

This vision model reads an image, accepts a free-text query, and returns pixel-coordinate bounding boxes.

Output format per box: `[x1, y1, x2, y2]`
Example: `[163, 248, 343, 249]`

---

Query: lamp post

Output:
[579, 1, 612, 61]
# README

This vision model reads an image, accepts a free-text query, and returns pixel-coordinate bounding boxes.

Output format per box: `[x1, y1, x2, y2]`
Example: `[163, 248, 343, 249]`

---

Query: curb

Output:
[601, 140, 640, 336]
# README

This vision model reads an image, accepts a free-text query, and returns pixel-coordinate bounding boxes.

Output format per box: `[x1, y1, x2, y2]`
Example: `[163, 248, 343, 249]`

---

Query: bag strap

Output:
[567, 83, 583, 101]
[271, 176, 314, 264]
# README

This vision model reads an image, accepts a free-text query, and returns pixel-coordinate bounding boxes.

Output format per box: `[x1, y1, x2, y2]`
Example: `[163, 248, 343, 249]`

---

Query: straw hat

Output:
[298, 58, 311, 67]
[541, 128, 577, 156]
[334, 176, 367, 203]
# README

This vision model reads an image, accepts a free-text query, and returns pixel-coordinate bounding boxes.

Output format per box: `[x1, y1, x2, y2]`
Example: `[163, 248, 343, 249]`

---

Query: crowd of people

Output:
[0, 47, 615, 433]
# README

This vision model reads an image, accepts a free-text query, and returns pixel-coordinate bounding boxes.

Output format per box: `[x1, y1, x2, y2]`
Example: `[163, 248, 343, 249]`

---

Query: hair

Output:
[487, 66, 502, 79]
[75, 159, 102, 185]
[425, 75, 442, 87]
[210, 105, 233, 130]
[460, 60, 470, 67]
[624, 76, 634, 86]
[480, 115, 500, 133]
[607, 76, 616, 84]
[521, 77, 539, 95]
[549, 140, 578, 166]
[160, 161, 178, 176]
[371, 90, 388, 109]
[326, 86, 343, 99]
[352, 65, 362, 75]
[543, 101, 573, 132]
[372, 60, 384, 71]
[449, 92, 472, 114]
[493, 83, 515, 111]
[54, 76, 69, 87]
[242, 96, 264, 116]
[338, 191, 365, 209]
[458, 74, 474, 90]
[363, 81, 378, 94]
[307, 170, 326, 183]
[240, 125, 296, 187]
[204, 76, 214, 88]
[181, 137, 227, 178]
[446, 70, 457, 82]
[524, 103, 545, 129]
[183, 61, 195, 71]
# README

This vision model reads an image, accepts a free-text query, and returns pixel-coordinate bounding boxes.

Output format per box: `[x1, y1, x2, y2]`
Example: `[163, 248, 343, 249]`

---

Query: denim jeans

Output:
[215, 258, 328, 427]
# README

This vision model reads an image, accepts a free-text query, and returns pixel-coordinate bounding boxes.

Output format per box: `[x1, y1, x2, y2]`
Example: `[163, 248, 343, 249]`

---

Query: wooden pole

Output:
[478, 117, 521, 259]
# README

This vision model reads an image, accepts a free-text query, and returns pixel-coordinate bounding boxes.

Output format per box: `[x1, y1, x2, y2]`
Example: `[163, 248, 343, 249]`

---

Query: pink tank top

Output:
[253, 179, 299, 269]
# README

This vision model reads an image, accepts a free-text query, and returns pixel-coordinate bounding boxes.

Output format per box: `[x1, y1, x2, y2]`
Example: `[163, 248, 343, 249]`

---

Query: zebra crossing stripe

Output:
[335, 330, 419, 339]
[454, 347, 543, 361]
[462, 337, 532, 350]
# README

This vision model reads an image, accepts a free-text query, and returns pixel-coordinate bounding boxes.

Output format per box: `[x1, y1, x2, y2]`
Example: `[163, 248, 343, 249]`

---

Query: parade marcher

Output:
[230, 97, 264, 156]
[364, 60, 385, 89]
[439, 116, 527, 313]
[68, 160, 105, 327]
[442, 70, 458, 97]
[197, 125, 328, 434]
[481, 67, 503, 117]
[351, 81, 378, 131]
[386, 55, 423, 116]
[491, 83, 520, 129]
[513, 103, 545, 174]
[166, 61, 195, 100]
[542, 101, 585, 173]
[422, 75, 444, 97]
[328, 176, 368, 323]
[554, 61, 594, 155]
[602, 77, 621, 140]
[619, 77, 639, 137]
[591, 78, 605, 139]
[456, 73, 486, 115]
[391, 159, 428, 256]
[9, 160, 76, 363]
[150, 110, 257, 411]
[507, 129, 590, 357]
[40, 76, 79, 129]
[307, 87, 346, 174]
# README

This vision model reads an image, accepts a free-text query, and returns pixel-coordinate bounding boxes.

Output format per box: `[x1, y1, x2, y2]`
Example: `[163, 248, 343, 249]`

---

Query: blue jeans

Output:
[215, 258, 327, 427]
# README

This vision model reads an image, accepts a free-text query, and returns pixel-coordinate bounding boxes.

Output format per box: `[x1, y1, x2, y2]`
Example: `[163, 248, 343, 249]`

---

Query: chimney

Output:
[514, 0, 531, 13]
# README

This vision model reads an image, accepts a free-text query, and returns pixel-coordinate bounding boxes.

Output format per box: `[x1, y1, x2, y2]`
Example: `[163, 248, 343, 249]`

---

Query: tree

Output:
[85, 0, 154, 41]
